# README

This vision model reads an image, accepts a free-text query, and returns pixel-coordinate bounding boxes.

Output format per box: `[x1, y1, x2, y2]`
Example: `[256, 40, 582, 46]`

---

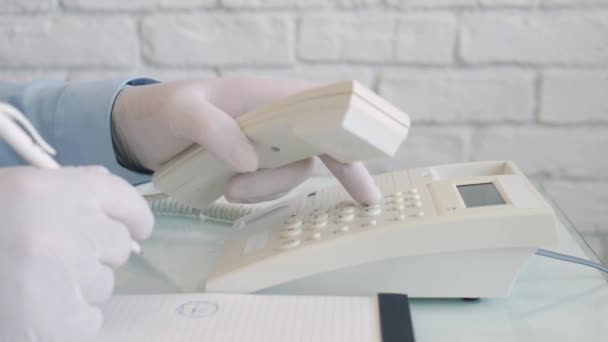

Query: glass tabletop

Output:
[115, 215, 232, 294]
[538, 184, 607, 271]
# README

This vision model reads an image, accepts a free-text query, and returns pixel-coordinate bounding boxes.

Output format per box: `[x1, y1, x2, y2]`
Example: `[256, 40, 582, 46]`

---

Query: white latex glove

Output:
[0, 166, 154, 342]
[112, 76, 382, 205]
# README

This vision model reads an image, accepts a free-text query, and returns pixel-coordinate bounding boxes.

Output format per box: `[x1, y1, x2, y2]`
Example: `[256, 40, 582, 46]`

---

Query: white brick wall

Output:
[221, 66, 375, 87]
[299, 15, 395, 62]
[62, 0, 216, 10]
[379, 70, 534, 122]
[298, 14, 454, 64]
[0, 0, 56, 12]
[365, 126, 470, 173]
[222, 0, 325, 8]
[0, 1, 607, 254]
[460, 12, 608, 64]
[142, 14, 293, 66]
[396, 15, 455, 64]
[0, 16, 138, 67]
[541, 71, 608, 122]
[472, 126, 608, 178]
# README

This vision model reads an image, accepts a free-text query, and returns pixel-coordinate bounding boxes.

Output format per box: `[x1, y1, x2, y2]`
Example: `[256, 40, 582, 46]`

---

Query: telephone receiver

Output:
[152, 81, 411, 210]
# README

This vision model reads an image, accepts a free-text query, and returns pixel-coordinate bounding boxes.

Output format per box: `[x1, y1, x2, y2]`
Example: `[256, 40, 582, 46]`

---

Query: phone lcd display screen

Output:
[457, 183, 506, 208]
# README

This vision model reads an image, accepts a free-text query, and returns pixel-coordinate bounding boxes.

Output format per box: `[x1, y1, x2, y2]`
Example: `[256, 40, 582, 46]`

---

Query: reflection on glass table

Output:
[541, 187, 607, 279]
[542, 183, 608, 267]
[115, 215, 232, 294]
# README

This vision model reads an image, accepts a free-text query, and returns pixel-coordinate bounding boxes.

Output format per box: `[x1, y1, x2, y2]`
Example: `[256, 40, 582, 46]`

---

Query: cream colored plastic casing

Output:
[152, 81, 411, 210]
[205, 161, 558, 298]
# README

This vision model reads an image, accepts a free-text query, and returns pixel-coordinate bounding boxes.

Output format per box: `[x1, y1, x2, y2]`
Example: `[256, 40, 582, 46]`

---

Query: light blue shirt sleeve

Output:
[0, 78, 158, 185]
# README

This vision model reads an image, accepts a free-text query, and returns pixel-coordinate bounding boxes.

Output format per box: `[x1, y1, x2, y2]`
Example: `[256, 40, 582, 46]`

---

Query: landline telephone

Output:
[205, 161, 559, 298]
[148, 80, 601, 298]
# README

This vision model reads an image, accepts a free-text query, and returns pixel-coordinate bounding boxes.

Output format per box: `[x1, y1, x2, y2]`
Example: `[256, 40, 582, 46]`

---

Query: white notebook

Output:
[94, 293, 382, 342]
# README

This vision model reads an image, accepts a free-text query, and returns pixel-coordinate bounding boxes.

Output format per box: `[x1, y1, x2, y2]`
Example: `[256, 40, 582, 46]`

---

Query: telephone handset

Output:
[205, 161, 558, 298]
[152, 81, 411, 210]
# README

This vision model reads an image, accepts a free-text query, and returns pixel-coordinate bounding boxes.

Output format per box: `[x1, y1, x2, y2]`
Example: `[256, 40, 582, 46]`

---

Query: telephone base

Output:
[205, 162, 557, 298]
[252, 247, 534, 298]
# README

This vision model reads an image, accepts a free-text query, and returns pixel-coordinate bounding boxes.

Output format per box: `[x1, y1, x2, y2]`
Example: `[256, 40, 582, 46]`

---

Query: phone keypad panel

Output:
[274, 189, 426, 251]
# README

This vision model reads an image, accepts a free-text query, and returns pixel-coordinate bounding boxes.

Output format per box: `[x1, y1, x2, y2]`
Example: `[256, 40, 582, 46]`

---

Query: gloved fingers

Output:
[319, 155, 382, 205]
[86, 218, 133, 268]
[225, 158, 315, 203]
[169, 99, 258, 173]
[75, 260, 115, 304]
[45, 232, 117, 304]
[18, 250, 103, 342]
[60, 305, 103, 342]
[205, 76, 317, 118]
[79, 167, 154, 241]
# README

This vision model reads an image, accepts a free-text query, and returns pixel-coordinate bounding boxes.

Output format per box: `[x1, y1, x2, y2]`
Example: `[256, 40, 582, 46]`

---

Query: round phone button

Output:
[284, 220, 303, 229]
[360, 207, 382, 216]
[409, 211, 425, 218]
[336, 206, 355, 215]
[310, 232, 322, 240]
[335, 213, 355, 222]
[408, 201, 422, 208]
[280, 239, 301, 250]
[309, 212, 328, 222]
[281, 227, 303, 237]
[388, 205, 405, 211]
[309, 220, 328, 229]
[333, 225, 349, 234]
[336, 201, 356, 209]
[391, 214, 407, 221]
[361, 219, 377, 228]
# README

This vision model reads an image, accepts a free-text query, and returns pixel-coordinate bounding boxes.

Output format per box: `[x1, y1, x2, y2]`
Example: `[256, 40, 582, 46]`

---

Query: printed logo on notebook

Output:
[176, 301, 219, 318]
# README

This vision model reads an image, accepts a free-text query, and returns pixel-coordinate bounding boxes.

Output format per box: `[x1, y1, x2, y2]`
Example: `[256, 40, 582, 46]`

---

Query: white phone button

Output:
[310, 208, 327, 215]
[407, 201, 422, 208]
[285, 214, 302, 224]
[336, 200, 356, 209]
[335, 213, 355, 222]
[387, 197, 404, 204]
[361, 219, 377, 227]
[336, 206, 355, 215]
[360, 206, 382, 217]
[284, 220, 303, 229]
[309, 212, 329, 222]
[281, 227, 303, 237]
[409, 211, 425, 218]
[280, 239, 301, 250]
[391, 214, 407, 221]
[309, 232, 322, 240]
[333, 225, 349, 234]
[387, 191, 404, 198]
[309, 220, 328, 229]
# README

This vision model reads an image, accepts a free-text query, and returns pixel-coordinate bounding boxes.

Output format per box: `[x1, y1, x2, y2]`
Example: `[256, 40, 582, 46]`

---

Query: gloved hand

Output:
[112, 76, 382, 205]
[0, 166, 154, 342]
